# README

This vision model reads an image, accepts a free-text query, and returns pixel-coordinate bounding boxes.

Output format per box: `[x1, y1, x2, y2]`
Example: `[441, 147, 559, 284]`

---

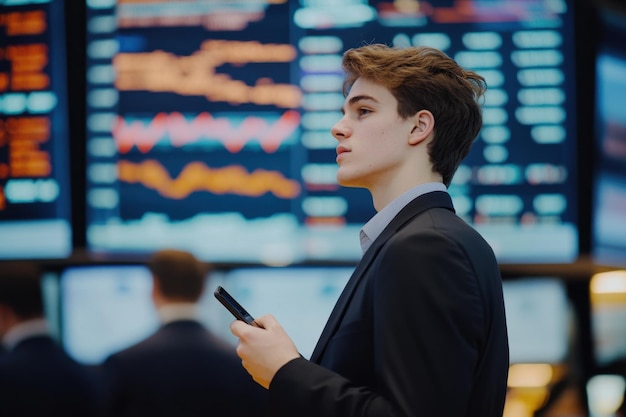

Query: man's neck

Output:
[371, 175, 444, 212]
[157, 302, 199, 324]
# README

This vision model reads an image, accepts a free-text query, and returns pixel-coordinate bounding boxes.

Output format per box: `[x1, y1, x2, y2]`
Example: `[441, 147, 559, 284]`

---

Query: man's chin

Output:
[336, 176, 364, 189]
[336, 176, 353, 187]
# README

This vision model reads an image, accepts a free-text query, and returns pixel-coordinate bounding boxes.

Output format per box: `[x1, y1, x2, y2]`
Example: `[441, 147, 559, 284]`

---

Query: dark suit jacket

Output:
[100, 319, 268, 417]
[269, 191, 509, 417]
[0, 335, 101, 417]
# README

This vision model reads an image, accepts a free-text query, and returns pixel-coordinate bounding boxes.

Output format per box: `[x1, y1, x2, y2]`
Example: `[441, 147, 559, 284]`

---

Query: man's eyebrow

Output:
[341, 95, 380, 114]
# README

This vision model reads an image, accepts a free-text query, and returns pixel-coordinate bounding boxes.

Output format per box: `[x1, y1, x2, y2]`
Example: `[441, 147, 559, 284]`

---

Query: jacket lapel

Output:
[309, 191, 454, 363]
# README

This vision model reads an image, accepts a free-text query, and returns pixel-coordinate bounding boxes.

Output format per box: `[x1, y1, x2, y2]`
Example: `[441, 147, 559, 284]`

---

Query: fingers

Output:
[253, 314, 277, 329]
[230, 314, 278, 336]
[228, 314, 299, 390]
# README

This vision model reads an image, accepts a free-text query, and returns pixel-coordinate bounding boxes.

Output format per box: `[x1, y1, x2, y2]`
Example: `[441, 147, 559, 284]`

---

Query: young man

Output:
[231, 44, 509, 417]
[100, 249, 268, 417]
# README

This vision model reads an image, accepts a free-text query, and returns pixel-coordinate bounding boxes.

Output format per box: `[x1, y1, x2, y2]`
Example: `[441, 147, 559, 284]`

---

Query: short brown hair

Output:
[342, 44, 486, 186]
[147, 249, 208, 302]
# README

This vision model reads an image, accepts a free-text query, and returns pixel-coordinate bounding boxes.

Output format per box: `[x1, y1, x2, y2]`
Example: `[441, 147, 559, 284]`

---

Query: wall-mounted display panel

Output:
[84, 0, 579, 264]
[0, 0, 72, 259]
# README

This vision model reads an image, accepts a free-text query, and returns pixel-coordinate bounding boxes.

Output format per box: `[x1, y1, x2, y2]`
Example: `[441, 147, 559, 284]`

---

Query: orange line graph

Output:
[113, 40, 301, 108]
[115, 1, 286, 30]
[118, 159, 301, 199]
[113, 110, 300, 154]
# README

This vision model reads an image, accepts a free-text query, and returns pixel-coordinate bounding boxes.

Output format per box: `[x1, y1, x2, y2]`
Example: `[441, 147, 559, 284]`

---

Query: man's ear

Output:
[408, 110, 435, 145]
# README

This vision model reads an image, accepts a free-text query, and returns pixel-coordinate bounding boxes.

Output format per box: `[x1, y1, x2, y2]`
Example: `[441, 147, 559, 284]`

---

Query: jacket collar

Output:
[310, 191, 454, 362]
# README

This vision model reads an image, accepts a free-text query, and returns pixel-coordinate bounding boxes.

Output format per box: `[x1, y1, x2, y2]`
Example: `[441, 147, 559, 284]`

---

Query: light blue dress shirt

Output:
[359, 182, 448, 254]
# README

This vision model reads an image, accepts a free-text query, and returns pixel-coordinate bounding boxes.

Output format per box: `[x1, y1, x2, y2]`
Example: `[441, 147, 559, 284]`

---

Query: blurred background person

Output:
[100, 248, 268, 417]
[0, 261, 101, 417]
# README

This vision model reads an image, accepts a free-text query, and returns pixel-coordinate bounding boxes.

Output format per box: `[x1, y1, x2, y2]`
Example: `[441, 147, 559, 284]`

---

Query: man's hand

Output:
[230, 314, 301, 389]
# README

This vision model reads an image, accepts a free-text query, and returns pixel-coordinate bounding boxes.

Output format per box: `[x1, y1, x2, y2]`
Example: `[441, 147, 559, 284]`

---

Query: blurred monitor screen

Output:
[591, 297, 626, 368]
[84, 0, 579, 264]
[205, 266, 353, 359]
[60, 264, 353, 365]
[502, 277, 571, 364]
[60, 265, 159, 365]
[0, 0, 72, 259]
[591, 9, 626, 268]
[41, 271, 61, 341]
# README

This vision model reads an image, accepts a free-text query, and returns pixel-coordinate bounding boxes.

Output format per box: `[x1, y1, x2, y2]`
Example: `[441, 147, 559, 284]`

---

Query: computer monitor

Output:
[503, 277, 571, 364]
[60, 265, 159, 365]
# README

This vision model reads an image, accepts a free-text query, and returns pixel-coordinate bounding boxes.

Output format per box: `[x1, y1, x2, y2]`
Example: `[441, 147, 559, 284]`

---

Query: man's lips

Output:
[336, 146, 349, 164]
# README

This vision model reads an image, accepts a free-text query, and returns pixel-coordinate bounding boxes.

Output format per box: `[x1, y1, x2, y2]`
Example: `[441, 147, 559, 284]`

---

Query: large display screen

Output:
[0, 0, 72, 259]
[84, 0, 579, 264]
[60, 264, 353, 365]
[591, 8, 626, 268]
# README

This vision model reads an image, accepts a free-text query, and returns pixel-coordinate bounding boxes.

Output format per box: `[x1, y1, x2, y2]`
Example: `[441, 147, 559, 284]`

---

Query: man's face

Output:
[331, 77, 415, 192]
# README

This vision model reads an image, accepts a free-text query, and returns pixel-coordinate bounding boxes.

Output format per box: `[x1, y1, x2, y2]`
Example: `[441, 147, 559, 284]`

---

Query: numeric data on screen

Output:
[0, 0, 72, 259]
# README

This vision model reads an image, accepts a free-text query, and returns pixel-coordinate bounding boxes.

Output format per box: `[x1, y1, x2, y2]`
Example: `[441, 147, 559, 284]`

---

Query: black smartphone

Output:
[214, 286, 260, 327]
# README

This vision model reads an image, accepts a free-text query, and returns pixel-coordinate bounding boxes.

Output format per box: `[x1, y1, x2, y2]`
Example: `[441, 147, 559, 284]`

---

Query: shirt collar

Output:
[157, 302, 199, 325]
[2, 318, 50, 351]
[360, 182, 447, 254]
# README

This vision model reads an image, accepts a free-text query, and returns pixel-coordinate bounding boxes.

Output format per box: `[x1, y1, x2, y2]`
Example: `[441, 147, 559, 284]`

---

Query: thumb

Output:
[253, 314, 278, 330]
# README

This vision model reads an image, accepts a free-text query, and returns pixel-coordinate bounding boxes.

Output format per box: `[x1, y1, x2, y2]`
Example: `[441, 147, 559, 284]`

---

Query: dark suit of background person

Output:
[100, 249, 268, 417]
[0, 261, 101, 417]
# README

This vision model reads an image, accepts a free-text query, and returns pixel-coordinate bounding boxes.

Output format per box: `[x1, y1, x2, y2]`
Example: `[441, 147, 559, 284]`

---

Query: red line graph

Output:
[113, 110, 300, 154]
[378, 0, 558, 24]
[432, 0, 555, 24]
[118, 159, 301, 199]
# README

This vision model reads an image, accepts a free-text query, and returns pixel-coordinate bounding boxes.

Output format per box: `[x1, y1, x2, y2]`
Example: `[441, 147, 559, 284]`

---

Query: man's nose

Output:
[331, 117, 350, 140]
